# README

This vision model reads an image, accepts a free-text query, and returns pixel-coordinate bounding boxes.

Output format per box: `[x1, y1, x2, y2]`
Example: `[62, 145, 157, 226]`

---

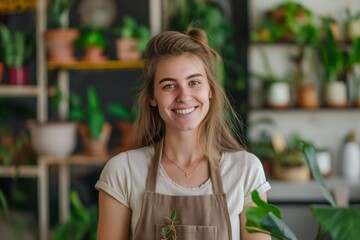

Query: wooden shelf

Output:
[0, 165, 39, 177]
[47, 60, 144, 70]
[40, 154, 110, 165]
[0, 85, 39, 97]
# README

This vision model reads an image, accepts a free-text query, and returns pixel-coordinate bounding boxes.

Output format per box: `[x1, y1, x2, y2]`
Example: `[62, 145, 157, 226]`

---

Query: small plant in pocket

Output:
[161, 210, 179, 240]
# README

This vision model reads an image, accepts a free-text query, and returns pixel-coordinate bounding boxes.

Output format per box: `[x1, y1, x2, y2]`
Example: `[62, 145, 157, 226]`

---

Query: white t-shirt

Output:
[95, 146, 271, 239]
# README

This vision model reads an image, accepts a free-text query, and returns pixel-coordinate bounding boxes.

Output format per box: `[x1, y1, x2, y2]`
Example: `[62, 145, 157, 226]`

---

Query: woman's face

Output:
[150, 54, 212, 133]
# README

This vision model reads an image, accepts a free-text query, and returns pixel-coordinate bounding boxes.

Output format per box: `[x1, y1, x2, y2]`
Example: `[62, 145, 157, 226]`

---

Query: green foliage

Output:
[161, 210, 179, 240]
[0, 25, 35, 68]
[76, 28, 107, 48]
[107, 103, 136, 122]
[245, 191, 297, 240]
[111, 16, 151, 52]
[54, 191, 98, 240]
[251, 1, 319, 44]
[51, 0, 74, 28]
[319, 18, 344, 82]
[246, 142, 360, 240]
[69, 87, 105, 140]
[0, 188, 9, 216]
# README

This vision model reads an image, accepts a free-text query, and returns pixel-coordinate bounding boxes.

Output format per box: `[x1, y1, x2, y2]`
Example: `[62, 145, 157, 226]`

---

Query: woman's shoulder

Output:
[104, 146, 154, 170]
[222, 150, 261, 168]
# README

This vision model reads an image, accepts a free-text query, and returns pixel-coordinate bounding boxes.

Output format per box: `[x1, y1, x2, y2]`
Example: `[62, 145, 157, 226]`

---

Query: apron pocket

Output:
[156, 224, 217, 240]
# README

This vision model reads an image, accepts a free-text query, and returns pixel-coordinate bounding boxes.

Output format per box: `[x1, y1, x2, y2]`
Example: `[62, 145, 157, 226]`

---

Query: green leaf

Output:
[302, 143, 337, 207]
[245, 191, 297, 240]
[0, 188, 9, 215]
[310, 205, 360, 240]
[170, 210, 177, 221]
[162, 226, 170, 234]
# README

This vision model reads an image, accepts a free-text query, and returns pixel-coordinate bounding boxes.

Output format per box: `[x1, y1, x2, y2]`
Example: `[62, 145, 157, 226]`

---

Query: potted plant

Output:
[344, 3, 360, 42]
[53, 190, 97, 240]
[0, 25, 35, 85]
[75, 27, 107, 62]
[251, 49, 292, 108]
[111, 15, 151, 61]
[107, 103, 137, 152]
[272, 133, 310, 182]
[245, 143, 360, 240]
[69, 86, 111, 156]
[44, 0, 79, 63]
[319, 18, 347, 108]
[27, 86, 77, 157]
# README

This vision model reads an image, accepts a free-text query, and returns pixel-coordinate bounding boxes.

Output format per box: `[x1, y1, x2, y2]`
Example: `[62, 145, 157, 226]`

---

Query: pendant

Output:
[185, 173, 190, 178]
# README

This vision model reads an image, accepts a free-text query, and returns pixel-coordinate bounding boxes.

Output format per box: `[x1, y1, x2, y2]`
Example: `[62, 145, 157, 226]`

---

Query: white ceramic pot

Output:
[342, 142, 360, 182]
[27, 121, 77, 157]
[324, 81, 347, 107]
[267, 82, 290, 108]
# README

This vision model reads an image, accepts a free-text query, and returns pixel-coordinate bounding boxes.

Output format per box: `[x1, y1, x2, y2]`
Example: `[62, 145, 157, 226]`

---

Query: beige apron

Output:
[133, 143, 232, 240]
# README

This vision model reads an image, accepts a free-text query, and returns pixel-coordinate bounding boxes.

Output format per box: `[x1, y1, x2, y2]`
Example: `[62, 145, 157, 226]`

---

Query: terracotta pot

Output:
[83, 46, 107, 62]
[272, 162, 310, 182]
[116, 38, 141, 61]
[115, 121, 137, 153]
[44, 28, 80, 63]
[0, 62, 3, 84]
[297, 84, 319, 109]
[8, 67, 29, 85]
[78, 122, 112, 156]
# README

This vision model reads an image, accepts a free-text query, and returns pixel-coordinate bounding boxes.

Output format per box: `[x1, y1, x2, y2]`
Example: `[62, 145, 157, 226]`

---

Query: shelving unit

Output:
[0, 1, 162, 239]
[246, 1, 360, 238]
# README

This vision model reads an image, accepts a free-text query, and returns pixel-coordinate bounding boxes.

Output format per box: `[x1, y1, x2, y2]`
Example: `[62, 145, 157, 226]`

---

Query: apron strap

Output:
[145, 141, 163, 192]
[145, 140, 225, 194]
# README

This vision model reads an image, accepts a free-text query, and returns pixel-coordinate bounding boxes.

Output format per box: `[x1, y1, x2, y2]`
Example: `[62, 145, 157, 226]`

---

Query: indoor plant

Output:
[0, 25, 35, 85]
[251, 49, 292, 108]
[44, 0, 79, 63]
[319, 18, 347, 108]
[107, 103, 137, 152]
[245, 142, 360, 240]
[53, 190, 97, 240]
[76, 27, 107, 62]
[69, 86, 111, 156]
[111, 15, 151, 61]
[27, 86, 77, 157]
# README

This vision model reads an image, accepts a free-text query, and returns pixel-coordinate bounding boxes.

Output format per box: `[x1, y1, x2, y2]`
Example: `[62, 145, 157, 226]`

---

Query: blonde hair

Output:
[135, 28, 244, 164]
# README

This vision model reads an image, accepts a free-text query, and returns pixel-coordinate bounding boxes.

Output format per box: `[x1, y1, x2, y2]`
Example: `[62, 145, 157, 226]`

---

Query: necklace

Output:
[163, 152, 203, 178]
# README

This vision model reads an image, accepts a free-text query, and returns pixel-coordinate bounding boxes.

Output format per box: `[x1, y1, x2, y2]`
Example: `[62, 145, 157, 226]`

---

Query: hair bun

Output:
[187, 28, 209, 45]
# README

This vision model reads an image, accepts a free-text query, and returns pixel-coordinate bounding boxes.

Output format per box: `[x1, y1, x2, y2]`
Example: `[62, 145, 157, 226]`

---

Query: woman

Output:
[96, 28, 271, 240]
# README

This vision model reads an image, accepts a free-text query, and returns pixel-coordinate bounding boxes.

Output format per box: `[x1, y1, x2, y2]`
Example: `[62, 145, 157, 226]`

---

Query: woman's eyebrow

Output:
[158, 73, 204, 84]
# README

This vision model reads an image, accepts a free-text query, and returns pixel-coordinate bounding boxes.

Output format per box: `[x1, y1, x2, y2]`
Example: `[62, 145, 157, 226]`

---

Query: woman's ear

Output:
[209, 89, 213, 99]
[149, 97, 158, 106]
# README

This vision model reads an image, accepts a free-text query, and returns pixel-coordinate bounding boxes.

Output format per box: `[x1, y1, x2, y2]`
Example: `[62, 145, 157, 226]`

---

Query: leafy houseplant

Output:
[75, 27, 107, 62]
[112, 15, 151, 60]
[27, 86, 78, 157]
[251, 49, 292, 108]
[245, 143, 360, 240]
[107, 103, 137, 152]
[44, 0, 79, 63]
[0, 25, 35, 85]
[319, 18, 348, 107]
[69, 86, 111, 156]
[54, 190, 98, 240]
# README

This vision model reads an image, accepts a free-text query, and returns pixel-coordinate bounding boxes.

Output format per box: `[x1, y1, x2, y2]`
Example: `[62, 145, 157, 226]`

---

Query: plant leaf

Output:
[245, 191, 297, 240]
[302, 143, 337, 207]
[310, 205, 360, 240]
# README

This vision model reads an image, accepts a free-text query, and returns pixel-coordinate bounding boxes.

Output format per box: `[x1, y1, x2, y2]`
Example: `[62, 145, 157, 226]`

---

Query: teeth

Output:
[174, 107, 195, 115]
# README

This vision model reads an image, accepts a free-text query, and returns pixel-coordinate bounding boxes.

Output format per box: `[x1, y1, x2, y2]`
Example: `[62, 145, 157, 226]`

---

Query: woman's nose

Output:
[176, 87, 192, 102]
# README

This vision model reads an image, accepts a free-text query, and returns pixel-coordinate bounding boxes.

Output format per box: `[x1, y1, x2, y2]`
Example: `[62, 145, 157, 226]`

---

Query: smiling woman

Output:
[95, 28, 271, 240]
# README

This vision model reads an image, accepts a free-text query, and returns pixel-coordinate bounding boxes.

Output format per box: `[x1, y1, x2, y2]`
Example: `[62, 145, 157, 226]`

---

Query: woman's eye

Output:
[163, 84, 176, 89]
[189, 80, 200, 86]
